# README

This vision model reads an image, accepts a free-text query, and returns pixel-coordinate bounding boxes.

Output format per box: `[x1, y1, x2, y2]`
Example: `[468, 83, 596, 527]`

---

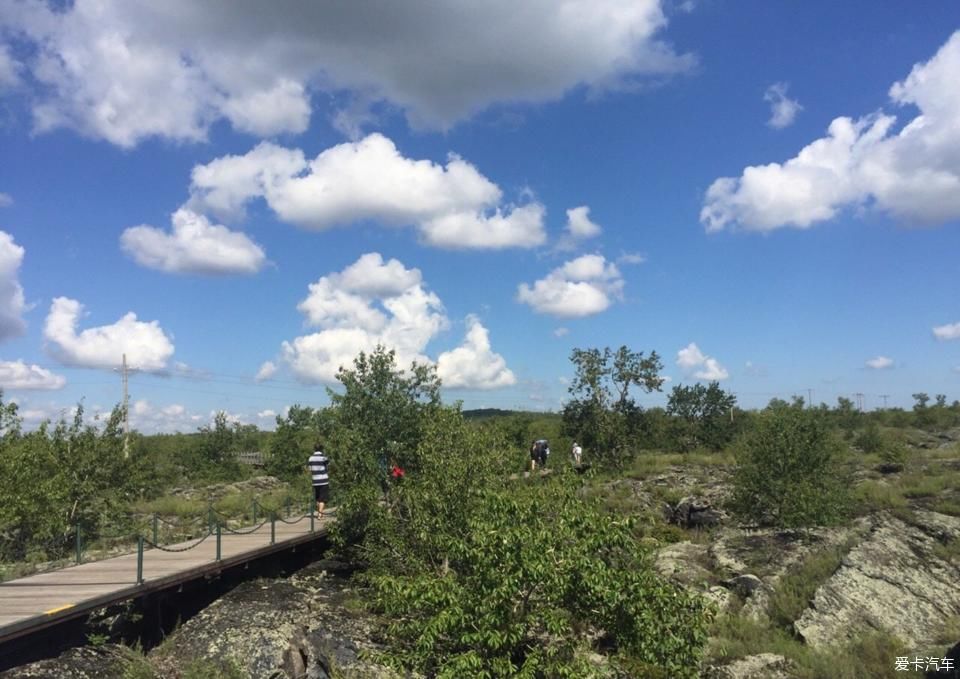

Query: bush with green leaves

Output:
[0, 397, 139, 561]
[365, 476, 710, 678]
[731, 402, 851, 529]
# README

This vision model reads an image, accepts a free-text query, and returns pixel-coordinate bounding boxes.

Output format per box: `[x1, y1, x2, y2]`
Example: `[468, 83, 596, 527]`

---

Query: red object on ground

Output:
[391, 465, 405, 479]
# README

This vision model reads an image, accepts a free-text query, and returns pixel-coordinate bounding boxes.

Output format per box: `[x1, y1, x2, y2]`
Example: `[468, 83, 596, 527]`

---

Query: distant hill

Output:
[462, 408, 520, 420]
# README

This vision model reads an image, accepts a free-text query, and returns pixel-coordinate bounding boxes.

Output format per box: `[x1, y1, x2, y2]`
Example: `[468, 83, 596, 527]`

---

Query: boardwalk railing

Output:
[5, 497, 319, 586]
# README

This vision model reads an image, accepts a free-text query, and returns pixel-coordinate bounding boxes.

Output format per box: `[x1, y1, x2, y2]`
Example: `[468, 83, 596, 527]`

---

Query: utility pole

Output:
[880, 394, 889, 409]
[122, 354, 130, 458]
[116, 354, 136, 458]
[855, 392, 864, 413]
[807, 388, 814, 409]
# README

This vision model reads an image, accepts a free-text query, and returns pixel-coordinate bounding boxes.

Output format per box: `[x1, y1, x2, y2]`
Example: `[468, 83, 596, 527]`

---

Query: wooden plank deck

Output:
[0, 512, 332, 643]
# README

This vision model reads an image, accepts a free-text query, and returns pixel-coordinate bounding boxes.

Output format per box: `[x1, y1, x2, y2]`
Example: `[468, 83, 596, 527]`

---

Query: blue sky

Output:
[0, 1, 959, 432]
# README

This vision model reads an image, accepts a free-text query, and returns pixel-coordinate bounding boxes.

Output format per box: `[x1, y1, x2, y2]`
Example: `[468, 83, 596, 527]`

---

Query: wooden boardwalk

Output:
[0, 513, 332, 644]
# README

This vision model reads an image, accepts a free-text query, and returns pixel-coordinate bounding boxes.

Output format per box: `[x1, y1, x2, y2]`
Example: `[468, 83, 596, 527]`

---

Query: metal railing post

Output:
[216, 522, 222, 562]
[285, 498, 291, 517]
[208, 506, 214, 534]
[136, 536, 144, 585]
[75, 524, 82, 565]
[152, 513, 158, 546]
[310, 505, 315, 533]
[252, 500, 257, 524]
[270, 512, 276, 545]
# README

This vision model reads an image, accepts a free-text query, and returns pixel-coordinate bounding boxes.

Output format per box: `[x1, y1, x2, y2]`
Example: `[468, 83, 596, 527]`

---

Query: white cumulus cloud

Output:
[0, 193, 12, 207]
[278, 253, 515, 387]
[556, 205, 602, 251]
[764, 82, 802, 129]
[255, 361, 277, 382]
[0, 45, 20, 89]
[128, 399, 207, 434]
[866, 356, 894, 370]
[933, 322, 960, 341]
[0, 231, 26, 341]
[188, 134, 545, 249]
[676, 342, 729, 381]
[703, 31, 960, 232]
[0, 360, 65, 390]
[121, 208, 267, 275]
[43, 297, 175, 371]
[3, 0, 692, 145]
[516, 254, 624, 317]
[436, 316, 516, 389]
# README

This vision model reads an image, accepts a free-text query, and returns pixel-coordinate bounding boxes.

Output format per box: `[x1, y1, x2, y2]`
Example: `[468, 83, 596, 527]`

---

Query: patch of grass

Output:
[899, 472, 954, 498]
[627, 451, 734, 479]
[767, 541, 855, 632]
[708, 614, 918, 678]
[932, 498, 960, 517]
[932, 537, 960, 565]
[118, 645, 157, 679]
[935, 615, 960, 646]
[853, 480, 908, 514]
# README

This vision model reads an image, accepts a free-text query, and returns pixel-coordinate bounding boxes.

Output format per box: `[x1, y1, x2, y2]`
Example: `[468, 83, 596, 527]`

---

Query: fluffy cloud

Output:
[0, 231, 26, 341]
[0, 45, 19, 88]
[0, 193, 11, 207]
[189, 134, 546, 249]
[703, 31, 960, 232]
[866, 356, 894, 370]
[553, 327, 570, 337]
[436, 316, 516, 389]
[516, 254, 624, 317]
[120, 208, 267, 275]
[43, 297, 175, 371]
[933, 322, 960, 341]
[279, 253, 515, 387]
[0, 360, 65, 389]
[676, 342, 729, 380]
[556, 206, 602, 251]
[764, 82, 802, 129]
[255, 361, 277, 382]
[128, 399, 204, 434]
[2, 0, 692, 145]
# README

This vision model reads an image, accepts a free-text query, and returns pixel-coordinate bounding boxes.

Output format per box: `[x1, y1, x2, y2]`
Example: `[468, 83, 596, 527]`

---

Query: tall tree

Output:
[562, 346, 663, 467]
[666, 382, 738, 451]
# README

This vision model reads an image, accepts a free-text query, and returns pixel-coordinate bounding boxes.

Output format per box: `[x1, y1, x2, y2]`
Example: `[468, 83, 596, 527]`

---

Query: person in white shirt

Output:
[571, 441, 582, 466]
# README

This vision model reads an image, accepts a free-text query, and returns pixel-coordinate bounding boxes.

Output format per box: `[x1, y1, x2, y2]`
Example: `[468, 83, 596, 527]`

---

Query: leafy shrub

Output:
[731, 402, 851, 529]
[366, 479, 710, 678]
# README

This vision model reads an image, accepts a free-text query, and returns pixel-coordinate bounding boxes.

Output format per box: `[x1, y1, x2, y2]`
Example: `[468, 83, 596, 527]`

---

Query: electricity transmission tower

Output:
[115, 354, 138, 458]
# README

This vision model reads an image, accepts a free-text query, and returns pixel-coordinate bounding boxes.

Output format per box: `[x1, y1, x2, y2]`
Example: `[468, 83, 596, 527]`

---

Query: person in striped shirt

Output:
[306, 442, 330, 518]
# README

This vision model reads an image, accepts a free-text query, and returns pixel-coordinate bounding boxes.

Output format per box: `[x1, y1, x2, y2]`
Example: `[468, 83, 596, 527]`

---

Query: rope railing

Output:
[52, 492, 326, 586]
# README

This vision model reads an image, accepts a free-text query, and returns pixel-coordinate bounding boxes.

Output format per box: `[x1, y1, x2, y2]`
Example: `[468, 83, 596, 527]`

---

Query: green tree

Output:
[731, 401, 851, 529]
[561, 346, 663, 467]
[266, 405, 332, 481]
[191, 412, 243, 480]
[665, 382, 738, 451]
[0, 399, 138, 561]
[326, 346, 442, 553]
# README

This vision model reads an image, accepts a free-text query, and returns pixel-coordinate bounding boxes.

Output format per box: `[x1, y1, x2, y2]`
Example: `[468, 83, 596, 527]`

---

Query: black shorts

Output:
[313, 485, 329, 503]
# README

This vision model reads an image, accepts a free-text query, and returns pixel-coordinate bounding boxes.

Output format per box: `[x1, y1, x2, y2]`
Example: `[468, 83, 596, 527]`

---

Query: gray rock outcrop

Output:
[795, 511, 960, 649]
[702, 653, 793, 679]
